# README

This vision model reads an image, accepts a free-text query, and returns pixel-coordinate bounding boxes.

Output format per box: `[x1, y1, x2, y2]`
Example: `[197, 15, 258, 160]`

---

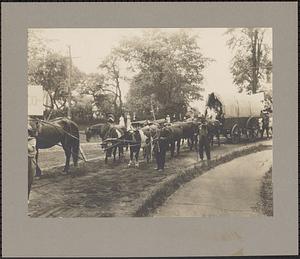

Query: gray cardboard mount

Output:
[1, 2, 298, 257]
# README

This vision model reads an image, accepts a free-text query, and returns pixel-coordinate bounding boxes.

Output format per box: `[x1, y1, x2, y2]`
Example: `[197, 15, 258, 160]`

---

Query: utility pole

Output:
[150, 94, 156, 121]
[67, 45, 72, 119]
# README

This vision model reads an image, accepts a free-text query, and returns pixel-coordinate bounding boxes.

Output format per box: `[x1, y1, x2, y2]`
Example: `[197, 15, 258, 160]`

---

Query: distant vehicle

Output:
[206, 92, 265, 144]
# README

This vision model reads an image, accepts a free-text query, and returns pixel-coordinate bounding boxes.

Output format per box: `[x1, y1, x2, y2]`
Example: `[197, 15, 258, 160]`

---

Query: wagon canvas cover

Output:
[219, 92, 265, 118]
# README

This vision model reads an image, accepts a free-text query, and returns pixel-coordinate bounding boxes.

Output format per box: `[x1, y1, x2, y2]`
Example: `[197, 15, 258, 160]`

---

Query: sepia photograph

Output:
[3, 2, 298, 257]
[27, 28, 273, 218]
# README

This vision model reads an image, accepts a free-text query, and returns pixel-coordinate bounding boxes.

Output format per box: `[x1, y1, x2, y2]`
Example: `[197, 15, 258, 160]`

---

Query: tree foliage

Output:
[28, 30, 51, 84]
[226, 28, 272, 94]
[98, 53, 124, 119]
[28, 31, 85, 119]
[79, 71, 119, 118]
[116, 30, 211, 120]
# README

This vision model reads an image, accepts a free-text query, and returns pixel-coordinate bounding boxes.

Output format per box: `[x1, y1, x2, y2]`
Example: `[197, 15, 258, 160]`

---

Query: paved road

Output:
[154, 149, 272, 217]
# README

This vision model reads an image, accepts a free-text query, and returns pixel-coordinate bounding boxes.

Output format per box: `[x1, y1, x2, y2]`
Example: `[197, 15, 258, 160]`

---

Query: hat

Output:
[107, 116, 114, 123]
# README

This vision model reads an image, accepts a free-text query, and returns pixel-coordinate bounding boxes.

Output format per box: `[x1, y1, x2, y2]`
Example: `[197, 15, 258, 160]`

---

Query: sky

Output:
[31, 28, 272, 111]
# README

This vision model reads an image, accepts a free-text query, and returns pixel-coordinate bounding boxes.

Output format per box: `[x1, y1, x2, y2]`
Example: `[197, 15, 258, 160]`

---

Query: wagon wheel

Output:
[231, 124, 240, 144]
[246, 118, 259, 142]
[247, 126, 259, 142]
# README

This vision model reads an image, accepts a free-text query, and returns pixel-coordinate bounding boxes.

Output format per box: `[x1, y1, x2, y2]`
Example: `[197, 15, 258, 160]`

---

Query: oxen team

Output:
[84, 116, 213, 171]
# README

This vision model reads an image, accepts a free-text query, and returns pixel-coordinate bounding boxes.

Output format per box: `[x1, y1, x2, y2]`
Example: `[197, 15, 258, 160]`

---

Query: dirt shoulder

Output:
[29, 140, 272, 217]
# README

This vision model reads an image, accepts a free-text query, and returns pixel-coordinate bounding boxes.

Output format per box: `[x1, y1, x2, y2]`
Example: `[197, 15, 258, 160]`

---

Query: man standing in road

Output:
[260, 111, 270, 139]
[153, 132, 168, 172]
[198, 118, 211, 165]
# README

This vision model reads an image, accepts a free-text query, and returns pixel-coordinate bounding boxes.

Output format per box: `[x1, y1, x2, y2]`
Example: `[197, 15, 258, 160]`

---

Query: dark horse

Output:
[85, 123, 126, 163]
[28, 117, 80, 175]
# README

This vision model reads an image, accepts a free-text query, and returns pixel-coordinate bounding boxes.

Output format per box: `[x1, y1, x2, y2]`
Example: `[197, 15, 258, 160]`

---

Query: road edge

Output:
[134, 143, 272, 217]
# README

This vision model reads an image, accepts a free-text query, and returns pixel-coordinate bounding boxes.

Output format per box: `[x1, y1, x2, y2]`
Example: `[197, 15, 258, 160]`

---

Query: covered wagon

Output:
[207, 92, 265, 143]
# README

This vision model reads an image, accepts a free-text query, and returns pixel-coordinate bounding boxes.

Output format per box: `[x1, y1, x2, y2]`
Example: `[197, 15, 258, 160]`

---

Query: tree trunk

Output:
[251, 30, 258, 94]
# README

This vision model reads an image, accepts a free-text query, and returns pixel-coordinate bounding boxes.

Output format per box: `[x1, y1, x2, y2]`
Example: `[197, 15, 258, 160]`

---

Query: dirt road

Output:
[154, 150, 272, 217]
[28, 140, 272, 217]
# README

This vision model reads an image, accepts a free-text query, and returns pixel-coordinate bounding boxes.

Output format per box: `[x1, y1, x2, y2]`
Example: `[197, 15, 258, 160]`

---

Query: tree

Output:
[98, 53, 124, 119]
[116, 30, 211, 120]
[28, 31, 85, 119]
[226, 28, 272, 94]
[79, 72, 117, 118]
[30, 52, 84, 119]
[28, 30, 51, 84]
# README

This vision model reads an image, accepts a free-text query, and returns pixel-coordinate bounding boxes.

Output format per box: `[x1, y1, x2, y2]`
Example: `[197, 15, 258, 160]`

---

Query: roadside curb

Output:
[134, 143, 272, 216]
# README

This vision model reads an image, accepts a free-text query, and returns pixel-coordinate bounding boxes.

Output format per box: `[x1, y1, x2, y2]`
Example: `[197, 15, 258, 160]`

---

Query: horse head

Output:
[28, 118, 42, 137]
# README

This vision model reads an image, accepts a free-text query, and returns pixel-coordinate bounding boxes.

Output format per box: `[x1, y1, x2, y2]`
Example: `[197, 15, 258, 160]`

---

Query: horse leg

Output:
[71, 139, 79, 167]
[194, 135, 198, 152]
[105, 153, 108, 164]
[113, 146, 117, 162]
[217, 132, 220, 146]
[121, 146, 124, 158]
[176, 139, 181, 156]
[128, 147, 133, 167]
[118, 146, 122, 159]
[170, 141, 175, 158]
[190, 136, 195, 150]
[135, 148, 140, 167]
[63, 146, 71, 173]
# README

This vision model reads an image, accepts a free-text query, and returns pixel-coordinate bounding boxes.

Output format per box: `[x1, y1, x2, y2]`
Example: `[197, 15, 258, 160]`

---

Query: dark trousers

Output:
[261, 126, 270, 138]
[155, 142, 167, 170]
[198, 136, 211, 160]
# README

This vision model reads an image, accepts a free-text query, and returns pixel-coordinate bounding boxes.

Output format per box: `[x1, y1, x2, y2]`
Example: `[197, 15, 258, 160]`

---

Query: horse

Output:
[85, 123, 126, 163]
[28, 117, 80, 175]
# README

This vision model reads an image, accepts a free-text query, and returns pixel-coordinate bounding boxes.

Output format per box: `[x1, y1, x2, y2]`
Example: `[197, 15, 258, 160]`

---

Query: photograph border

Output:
[2, 2, 298, 257]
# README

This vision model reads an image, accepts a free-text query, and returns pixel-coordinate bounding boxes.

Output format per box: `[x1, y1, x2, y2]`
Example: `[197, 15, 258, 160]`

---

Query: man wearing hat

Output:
[198, 117, 211, 165]
[153, 132, 168, 172]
